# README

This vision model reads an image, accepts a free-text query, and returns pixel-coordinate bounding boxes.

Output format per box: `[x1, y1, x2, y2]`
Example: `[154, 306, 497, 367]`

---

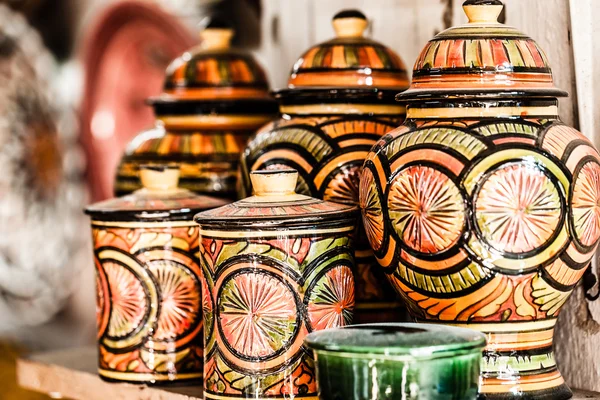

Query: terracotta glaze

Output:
[241, 9, 409, 324]
[360, 1, 600, 399]
[115, 19, 278, 198]
[85, 166, 227, 384]
[194, 170, 358, 400]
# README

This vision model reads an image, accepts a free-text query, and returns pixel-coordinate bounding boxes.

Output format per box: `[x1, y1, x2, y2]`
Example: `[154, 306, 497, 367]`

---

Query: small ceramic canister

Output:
[241, 8, 410, 325]
[114, 19, 278, 198]
[194, 169, 358, 400]
[305, 323, 486, 400]
[85, 165, 228, 383]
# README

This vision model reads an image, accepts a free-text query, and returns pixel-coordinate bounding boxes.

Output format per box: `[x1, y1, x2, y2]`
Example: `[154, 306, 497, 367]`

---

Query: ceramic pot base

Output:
[477, 383, 572, 400]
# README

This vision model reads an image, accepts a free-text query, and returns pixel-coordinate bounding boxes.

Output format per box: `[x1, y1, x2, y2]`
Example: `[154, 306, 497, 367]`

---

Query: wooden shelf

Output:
[16, 347, 600, 400]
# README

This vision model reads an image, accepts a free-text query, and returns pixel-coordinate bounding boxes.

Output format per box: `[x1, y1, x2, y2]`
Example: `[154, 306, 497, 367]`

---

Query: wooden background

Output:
[254, 0, 600, 392]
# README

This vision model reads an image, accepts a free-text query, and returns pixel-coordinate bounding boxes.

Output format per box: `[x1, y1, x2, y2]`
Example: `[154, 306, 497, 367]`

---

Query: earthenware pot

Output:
[306, 323, 486, 400]
[194, 169, 358, 400]
[85, 165, 228, 384]
[360, 1, 600, 399]
[114, 19, 278, 199]
[241, 9, 409, 324]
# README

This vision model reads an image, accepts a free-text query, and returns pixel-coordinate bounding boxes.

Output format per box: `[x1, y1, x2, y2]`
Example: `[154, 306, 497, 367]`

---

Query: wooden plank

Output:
[17, 348, 203, 400]
[16, 347, 600, 400]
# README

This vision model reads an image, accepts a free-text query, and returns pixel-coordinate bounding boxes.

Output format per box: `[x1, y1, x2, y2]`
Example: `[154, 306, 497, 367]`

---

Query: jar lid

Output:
[398, 0, 567, 101]
[85, 165, 228, 222]
[283, 9, 409, 94]
[194, 169, 358, 230]
[305, 323, 486, 359]
[149, 18, 278, 113]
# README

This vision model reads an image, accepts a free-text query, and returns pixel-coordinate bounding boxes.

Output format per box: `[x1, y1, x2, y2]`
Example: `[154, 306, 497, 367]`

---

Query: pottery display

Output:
[194, 169, 358, 400]
[306, 323, 486, 400]
[240, 9, 410, 324]
[360, 1, 600, 399]
[84, 165, 228, 383]
[114, 19, 278, 198]
[80, 0, 196, 201]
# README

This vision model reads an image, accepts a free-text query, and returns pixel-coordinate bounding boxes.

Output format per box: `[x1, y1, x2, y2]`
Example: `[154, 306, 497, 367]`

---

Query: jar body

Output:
[362, 105, 600, 399]
[241, 110, 405, 323]
[198, 227, 356, 399]
[115, 117, 268, 198]
[313, 350, 480, 400]
[91, 221, 203, 383]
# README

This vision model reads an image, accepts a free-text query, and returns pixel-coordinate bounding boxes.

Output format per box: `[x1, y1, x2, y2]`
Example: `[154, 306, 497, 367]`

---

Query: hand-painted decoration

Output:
[241, 9, 409, 324]
[85, 166, 227, 383]
[195, 170, 357, 400]
[114, 19, 278, 199]
[360, 2, 600, 399]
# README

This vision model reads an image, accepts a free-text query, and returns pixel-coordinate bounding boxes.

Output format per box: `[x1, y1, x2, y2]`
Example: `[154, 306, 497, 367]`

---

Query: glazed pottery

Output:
[85, 165, 228, 383]
[194, 169, 358, 400]
[241, 9, 409, 324]
[306, 323, 486, 400]
[360, 1, 600, 399]
[114, 19, 278, 198]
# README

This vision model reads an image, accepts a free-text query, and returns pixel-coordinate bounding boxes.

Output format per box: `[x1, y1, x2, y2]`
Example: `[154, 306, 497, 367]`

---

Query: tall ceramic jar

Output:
[241, 10, 409, 323]
[194, 169, 357, 400]
[361, 1, 600, 399]
[115, 20, 278, 198]
[85, 166, 227, 383]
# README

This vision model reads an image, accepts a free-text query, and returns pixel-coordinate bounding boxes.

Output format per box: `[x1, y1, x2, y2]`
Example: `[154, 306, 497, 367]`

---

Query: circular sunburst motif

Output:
[571, 160, 600, 248]
[147, 260, 202, 341]
[475, 163, 562, 254]
[104, 261, 148, 339]
[218, 271, 298, 360]
[95, 263, 110, 339]
[359, 168, 385, 252]
[307, 265, 355, 331]
[323, 164, 361, 205]
[388, 165, 465, 253]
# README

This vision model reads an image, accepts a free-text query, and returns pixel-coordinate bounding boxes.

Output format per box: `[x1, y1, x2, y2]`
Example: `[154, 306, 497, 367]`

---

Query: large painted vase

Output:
[360, 1, 600, 399]
[115, 20, 278, 198]
[194, 170, 357, 400]
[241, 9, 409, 323]
[85, 166, 227, 383]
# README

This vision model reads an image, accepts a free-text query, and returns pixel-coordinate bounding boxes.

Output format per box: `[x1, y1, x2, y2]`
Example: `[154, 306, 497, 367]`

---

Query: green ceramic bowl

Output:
[305, 323, 486, 400]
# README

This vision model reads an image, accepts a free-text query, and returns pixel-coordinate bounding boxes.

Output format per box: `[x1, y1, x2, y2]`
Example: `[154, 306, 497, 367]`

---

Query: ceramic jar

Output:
[360, 1, 600, 399]
[194, 169, 358, 400]
[241, 9, 409, 324]
[85, 166, 227, 383]
[114, 20, 278, 198]
[306, 323, 486, 400]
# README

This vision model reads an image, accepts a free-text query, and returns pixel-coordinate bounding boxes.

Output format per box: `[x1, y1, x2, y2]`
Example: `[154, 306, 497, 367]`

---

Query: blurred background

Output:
[1, 0, 598, 398]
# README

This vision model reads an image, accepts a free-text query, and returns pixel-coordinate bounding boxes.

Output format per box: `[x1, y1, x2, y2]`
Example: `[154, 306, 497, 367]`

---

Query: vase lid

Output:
[149, 17, 278, 114]
[283, 9, 409, 94]
[305, 323, 486, 359]
[85, 165, 228, 222]
[194, 169, 358, 229]
[398, 0, 567, 101]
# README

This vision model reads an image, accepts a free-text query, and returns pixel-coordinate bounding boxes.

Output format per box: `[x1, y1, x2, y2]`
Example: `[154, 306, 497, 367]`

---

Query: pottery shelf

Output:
[15, 347, 600, 400]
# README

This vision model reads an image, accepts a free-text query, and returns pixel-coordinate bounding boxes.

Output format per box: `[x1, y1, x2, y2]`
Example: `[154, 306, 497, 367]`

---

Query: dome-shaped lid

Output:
[305, 323, 486, 359]
[194, 169, 357, 230]
[286, 10, 409, 91]
[398, 0, 567, 101]
[85, 165, 228, 222]
[151, 18, 275, 106]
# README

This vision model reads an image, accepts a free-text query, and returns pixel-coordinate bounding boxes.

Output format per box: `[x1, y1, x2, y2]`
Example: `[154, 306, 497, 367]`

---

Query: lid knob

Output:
[200, 17, 234, 50]
[463, 0, 503, 24]
[332, 9, 368, 38]
[250, 170, 298, 196]
[140, 165, 180, 192]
